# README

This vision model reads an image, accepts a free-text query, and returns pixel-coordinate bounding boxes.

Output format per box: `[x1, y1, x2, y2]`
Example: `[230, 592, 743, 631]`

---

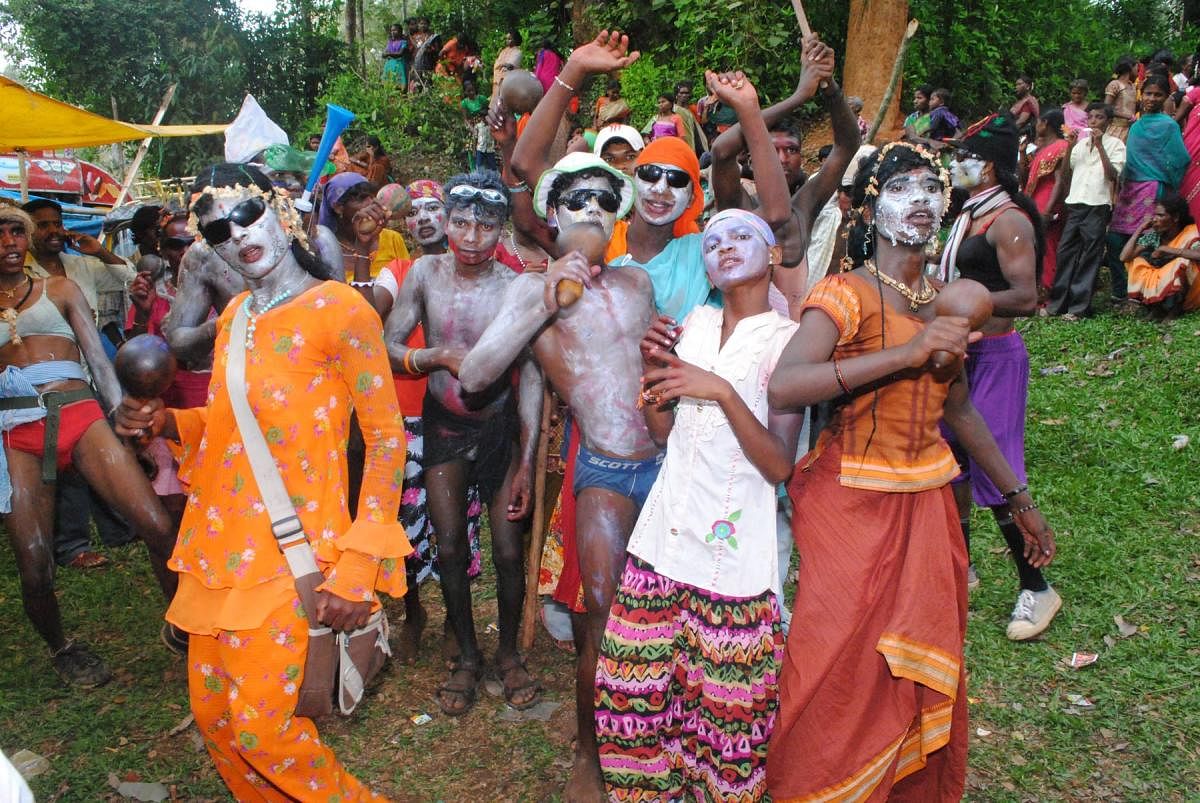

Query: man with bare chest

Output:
[384, 170, 543, 716]
[459, 220, 661, 801]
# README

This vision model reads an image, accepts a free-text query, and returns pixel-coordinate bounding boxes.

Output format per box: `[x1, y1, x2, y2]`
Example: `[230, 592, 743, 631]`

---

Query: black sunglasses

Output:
[635, 164, 691, 189]
[559, 189, 621, 214]
[161, 236, 194, 249]
[200, 197, 267, 245]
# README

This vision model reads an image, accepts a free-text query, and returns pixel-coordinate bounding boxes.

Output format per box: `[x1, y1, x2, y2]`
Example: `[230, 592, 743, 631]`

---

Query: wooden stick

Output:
[789, 0, 813, 36]
[519, 386, 554, 651]
[789, 0, 829, 90]
[866, 19, 920, 145]
[114, 83, 177, 208]
[17, 150, 28, 203]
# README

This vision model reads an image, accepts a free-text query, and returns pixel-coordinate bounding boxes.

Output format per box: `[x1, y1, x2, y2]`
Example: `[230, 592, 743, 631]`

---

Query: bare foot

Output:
[394, 606, 427, 665]
[563, 753, 605, 803]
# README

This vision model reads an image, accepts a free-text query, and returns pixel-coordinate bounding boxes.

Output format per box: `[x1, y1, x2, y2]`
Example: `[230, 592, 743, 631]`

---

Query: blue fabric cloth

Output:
[573, 443, 664, 509]
[1124, 112, 1190, 190]
[928, 106, 960, 140]
[614, 233, 715, 323]
[0, 361, 88, 512]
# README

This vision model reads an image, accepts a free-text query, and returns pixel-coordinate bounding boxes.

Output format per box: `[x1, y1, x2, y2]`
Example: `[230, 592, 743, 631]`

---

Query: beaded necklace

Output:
[242, 276, 308, 350]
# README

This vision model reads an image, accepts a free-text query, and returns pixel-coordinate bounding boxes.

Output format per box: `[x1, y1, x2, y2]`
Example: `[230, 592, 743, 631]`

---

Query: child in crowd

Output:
[1063, 78, 1090, 133]
[1046, 102, 1126, 317]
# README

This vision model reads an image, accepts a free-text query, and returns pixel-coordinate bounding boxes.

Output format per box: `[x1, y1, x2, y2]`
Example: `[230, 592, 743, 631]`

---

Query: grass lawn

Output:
[1, 310, 1198, 801]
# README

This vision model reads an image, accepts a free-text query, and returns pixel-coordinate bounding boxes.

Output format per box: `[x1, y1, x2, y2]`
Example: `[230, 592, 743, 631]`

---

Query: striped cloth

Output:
[594, 556, 782, 803]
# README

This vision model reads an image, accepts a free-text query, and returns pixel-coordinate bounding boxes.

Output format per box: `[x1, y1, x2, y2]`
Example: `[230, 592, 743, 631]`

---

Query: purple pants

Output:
[944, 330, 1029, 507]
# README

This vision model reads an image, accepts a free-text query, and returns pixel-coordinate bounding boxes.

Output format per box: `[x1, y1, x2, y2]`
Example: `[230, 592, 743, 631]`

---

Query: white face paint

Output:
[873, 168, 946, 246]
[634, 163, 692, 227]
[203, 192, 291, 281]
[406, 197, 447, 246]
[701, 216, 771, 290]
[949, 155, 987, 190]
[552, 175, 619, 238]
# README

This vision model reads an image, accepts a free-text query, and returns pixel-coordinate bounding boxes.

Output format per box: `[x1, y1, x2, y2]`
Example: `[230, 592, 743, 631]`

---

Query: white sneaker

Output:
[1006, 586, 1062, 641]
[967, 564, 980, 592]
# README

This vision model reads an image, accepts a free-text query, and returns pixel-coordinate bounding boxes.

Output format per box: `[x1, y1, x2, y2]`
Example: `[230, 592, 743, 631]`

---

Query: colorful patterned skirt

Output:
[595, 557, 782, 803]
[400, 415, 482, 585]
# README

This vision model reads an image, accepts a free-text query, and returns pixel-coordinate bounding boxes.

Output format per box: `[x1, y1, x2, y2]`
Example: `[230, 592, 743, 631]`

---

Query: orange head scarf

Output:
[635, 137, 703, 237]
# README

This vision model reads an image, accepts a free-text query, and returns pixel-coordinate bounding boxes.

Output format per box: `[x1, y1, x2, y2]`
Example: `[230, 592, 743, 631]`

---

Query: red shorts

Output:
[3, 398, 105, 471]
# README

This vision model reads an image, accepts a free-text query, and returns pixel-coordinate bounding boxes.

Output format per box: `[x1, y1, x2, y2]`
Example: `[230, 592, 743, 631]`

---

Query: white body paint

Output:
[949, 156, 986, 191]
[406, 197, 448, 247]
[874, 168, 947, 247]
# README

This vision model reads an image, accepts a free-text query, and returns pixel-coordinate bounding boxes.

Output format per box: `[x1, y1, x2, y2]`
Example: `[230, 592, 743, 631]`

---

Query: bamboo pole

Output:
[519, 386, 554, 651]
[17, 150, 28, 203]
[113, 83, 177, 208]
[866, 19, 920, 145]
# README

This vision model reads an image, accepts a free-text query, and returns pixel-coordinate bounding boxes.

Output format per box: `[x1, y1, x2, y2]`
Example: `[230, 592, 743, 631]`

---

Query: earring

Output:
[862, 221, 873, 257]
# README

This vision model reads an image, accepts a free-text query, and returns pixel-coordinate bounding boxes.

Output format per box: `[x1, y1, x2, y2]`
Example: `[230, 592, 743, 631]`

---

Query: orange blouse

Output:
[800, 272, 960, 493]
[166, 281, 411, 635]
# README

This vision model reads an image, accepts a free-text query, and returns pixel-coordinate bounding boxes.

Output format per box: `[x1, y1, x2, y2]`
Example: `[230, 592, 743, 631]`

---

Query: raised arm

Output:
[1117, 219, 1152, 265]
[792, 74, 860, 227]
[710, 34, 831, 213]
[488, 100, 559, 255]
[705, 70, 792, 229]
[510, 30, 639, 184]
[69, 230, 136, 277]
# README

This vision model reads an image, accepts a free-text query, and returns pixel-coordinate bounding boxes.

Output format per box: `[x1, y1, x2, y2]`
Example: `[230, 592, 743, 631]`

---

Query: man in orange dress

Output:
[118, 164, 409, 800]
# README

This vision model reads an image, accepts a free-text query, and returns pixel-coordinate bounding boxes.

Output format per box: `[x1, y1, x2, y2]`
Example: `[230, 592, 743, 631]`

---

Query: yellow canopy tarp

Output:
[0, 76, 228, 151]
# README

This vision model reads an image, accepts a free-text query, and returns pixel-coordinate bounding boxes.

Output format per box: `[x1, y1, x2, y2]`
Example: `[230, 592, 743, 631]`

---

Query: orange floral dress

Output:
[167, 281, 411, 636]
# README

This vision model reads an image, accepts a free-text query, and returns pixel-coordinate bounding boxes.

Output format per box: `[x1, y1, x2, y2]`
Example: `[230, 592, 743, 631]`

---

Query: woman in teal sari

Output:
[1107, 74, 1190, 300]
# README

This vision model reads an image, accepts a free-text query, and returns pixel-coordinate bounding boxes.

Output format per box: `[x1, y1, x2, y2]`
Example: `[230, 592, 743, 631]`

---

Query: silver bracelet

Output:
[553, 74, 575, 93]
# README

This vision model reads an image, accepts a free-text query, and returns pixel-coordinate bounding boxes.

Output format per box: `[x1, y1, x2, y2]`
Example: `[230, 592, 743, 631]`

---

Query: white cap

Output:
[593, 125, 645, 158]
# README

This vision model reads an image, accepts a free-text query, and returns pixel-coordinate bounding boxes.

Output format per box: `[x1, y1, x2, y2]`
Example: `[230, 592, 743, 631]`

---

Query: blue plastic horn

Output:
[294, 103, 355, 212]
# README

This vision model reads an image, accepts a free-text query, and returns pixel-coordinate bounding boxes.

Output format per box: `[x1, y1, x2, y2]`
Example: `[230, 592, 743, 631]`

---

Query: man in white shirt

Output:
[1045, 102, 1127, 318]
[22, 198, 135, 346]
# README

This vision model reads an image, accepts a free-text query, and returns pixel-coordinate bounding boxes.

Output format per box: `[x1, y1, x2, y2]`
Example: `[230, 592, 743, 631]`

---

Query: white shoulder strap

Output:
[226, 301, 320, 579]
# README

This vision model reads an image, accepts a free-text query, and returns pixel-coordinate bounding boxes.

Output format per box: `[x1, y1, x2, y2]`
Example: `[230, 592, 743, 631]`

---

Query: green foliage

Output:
[905, 0, 1192, 120]
[308, 71, 467, 184]
[0, 0, 348, 177]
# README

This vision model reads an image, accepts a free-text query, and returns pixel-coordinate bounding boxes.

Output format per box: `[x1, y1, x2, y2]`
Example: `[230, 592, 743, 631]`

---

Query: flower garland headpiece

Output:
[860, 140, 952, 212]
[187, 178, 309, 251]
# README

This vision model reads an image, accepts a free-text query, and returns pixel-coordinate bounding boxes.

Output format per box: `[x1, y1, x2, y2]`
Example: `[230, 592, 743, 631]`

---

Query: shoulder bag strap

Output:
[226, 302, 322, 583]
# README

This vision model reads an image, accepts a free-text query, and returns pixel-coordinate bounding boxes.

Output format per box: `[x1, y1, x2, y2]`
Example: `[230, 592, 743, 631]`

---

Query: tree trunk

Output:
[843, 0, 910, 141]
[344, 0, 356, 47]
[571, 0, 594, 46]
